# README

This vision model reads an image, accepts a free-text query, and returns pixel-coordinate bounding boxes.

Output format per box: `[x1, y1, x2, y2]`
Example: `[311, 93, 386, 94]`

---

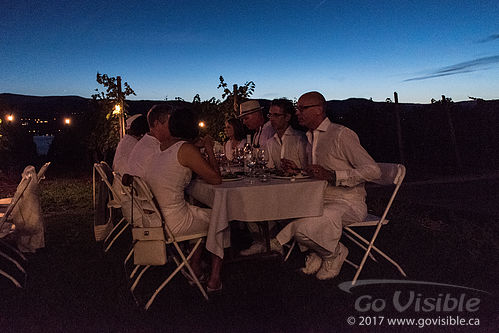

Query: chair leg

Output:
[130, 265, 151, 292]
[0, 250, 26, 275]
[145, 239, 209, 310]
[346, 226, 407, 285]
[124, 248, 134, 268]
[0, 239, 27, 261]
[130, 265, 141, 279]
[284, 240, 296, 262]
[0, 268, 22, 288]
[103, 217, 127, 244]
[144, 239, 208, 310]
[144, 263, 185, 311]
[344, 258, 359, 269]
[342, 231, 378, 263]
[104, 219, 129, 252]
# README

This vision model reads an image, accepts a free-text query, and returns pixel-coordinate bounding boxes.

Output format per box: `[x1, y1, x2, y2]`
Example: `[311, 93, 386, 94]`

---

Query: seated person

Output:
[240, 98, 308, 256]
[144, 108, 223, 291]
[264, 98, 308, 170]
[112, 114, 149, 176]
[223, 118, 246, 161]
[126, 104, 172, 178]
[276, 91, 381, 280]
[238, 100, 275, 148]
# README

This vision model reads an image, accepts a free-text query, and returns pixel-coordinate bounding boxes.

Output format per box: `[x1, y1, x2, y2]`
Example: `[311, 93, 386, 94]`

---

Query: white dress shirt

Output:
[252, 121, 275, 148]
[265, 126, 308, 169]
[126, 133, 161, 178]
[112, 134, 138, 175]
[306, 118, 381, 202]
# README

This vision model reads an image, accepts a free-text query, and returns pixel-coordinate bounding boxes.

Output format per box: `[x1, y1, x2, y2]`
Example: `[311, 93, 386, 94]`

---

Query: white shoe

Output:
[301, 252, 322, 275]
[240, 242, 266, 256]
[270, 238, 284, 255]
[316, 243, 349, 280]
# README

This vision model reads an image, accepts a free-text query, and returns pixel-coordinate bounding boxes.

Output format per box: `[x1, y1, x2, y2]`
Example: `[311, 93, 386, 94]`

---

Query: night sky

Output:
[2, 0, 498, 103]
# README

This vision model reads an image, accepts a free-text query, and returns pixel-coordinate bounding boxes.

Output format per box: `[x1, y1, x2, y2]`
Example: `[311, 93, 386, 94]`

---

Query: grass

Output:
[0, 176, 498, 332]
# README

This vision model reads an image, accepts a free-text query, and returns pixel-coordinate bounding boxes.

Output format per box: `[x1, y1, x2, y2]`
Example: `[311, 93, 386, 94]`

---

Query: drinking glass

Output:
[246, 152, 257, 183]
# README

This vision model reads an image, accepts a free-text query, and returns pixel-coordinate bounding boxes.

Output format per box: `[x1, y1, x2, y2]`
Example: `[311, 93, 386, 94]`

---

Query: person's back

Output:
[144, 140, 195, 234]
[113, 114, 149, 175]
[113, 134, 138, 175]
[126, 133, 160, 178]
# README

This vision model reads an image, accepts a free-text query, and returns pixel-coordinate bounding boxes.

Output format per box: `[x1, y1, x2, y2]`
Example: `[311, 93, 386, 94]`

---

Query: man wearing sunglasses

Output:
[276, 91, 381, 280]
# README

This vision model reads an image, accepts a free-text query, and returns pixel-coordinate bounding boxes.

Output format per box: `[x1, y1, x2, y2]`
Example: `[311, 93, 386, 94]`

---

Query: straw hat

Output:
[126, 114, 142, 130]
[238, 100, 263, 118]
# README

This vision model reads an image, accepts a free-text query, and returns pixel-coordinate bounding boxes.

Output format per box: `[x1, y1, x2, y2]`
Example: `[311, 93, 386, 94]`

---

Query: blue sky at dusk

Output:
[2, 0, 498, 103]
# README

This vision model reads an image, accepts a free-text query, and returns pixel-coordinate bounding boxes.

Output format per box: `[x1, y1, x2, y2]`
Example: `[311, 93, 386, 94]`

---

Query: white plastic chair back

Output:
[37, 162, 51, 183]
[0, 173, 33, 230]
[117, 175, 162, 229]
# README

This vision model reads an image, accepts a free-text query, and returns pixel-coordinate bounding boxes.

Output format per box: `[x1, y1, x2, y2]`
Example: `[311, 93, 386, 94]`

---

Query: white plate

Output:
[271, 174, 310, 180]
[222, 176, 244, 182]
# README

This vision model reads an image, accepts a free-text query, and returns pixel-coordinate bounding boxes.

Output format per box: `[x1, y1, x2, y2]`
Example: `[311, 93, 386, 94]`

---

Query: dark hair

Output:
[226, 118, 246, 141]
[271, 98, 305, 131]
[169, 108, 199, 140]
[128, 115, 149, 137]
[147, 104, 173, 128]
[270, 98, 294, 116]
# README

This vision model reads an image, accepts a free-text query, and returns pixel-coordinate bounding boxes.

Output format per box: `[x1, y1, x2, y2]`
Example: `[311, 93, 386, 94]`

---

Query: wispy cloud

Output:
[404, 55, 499, 81]
[314, 0, 327, 10]
[261, 92, 279, 98]
[476, 34, 499, 43]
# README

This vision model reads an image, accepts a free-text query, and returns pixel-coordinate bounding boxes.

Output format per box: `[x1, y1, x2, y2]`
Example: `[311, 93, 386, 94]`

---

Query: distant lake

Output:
[33, 135, 54, 156]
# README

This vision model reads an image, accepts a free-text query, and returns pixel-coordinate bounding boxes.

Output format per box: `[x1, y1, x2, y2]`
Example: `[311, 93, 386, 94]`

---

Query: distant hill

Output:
[1, 93, 497, 118]
[0, 93, 189, 117]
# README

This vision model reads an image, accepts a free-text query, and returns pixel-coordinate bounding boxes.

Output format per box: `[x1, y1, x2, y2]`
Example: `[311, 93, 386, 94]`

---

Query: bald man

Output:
[276, 91, 381, 280]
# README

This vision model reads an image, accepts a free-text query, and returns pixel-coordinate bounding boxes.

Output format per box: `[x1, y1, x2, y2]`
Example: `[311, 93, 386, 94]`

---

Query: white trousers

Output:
[276, 198, 366, 256]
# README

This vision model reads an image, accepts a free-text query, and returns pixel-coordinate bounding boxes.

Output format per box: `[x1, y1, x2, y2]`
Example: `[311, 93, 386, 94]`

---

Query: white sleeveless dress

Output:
[144, 141, 210, 236]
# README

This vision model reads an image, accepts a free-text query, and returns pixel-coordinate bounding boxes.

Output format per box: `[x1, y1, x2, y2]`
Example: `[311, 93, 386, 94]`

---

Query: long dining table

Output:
[187, 176, 328, 259]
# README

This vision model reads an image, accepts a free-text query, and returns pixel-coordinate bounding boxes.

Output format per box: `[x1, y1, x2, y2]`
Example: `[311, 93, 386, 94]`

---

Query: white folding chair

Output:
[93, 162, 129, 251]
[36, 161, 51, 183]
[0, 172, 32, 288]
[118, 175, 208, 310]
[284, 163, 407, 285]
[343, 163, 407, 285]
[0, 162, 52, 209]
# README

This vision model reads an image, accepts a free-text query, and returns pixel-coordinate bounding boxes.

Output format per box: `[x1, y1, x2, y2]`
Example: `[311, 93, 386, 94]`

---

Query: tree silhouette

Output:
[89, 73, 136, 163]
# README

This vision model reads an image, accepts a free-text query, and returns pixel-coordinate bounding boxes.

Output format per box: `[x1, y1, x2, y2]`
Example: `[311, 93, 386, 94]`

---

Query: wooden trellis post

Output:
[394, 92, 405, 165]
[233, 84, 238, 114]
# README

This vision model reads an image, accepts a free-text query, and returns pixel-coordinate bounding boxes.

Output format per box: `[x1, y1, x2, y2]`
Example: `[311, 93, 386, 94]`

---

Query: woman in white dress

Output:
[223, 118, 246, 161]
[144, 108, 223, 291]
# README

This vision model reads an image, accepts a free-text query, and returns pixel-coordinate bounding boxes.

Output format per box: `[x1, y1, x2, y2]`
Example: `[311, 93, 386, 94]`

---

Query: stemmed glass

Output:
[256, 148, 269, 182]
[245, 152, 257, 183]
[235, 148, 245, 167]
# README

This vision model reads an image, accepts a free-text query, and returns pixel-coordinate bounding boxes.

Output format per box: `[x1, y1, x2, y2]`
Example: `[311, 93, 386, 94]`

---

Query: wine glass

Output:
[235, 148, 245, 167]
[246, 152, 257, 183]
[256, 149, 270, 182]
[256, 149, 268, 168]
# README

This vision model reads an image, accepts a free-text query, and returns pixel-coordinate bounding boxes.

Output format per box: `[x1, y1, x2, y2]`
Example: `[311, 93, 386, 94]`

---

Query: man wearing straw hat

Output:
[238, 100, 281, 256]
[238, 100, 274, 148]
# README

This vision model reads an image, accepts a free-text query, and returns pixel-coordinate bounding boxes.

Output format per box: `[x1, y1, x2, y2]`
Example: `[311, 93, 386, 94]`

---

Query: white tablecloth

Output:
[187, 177, 327, 258]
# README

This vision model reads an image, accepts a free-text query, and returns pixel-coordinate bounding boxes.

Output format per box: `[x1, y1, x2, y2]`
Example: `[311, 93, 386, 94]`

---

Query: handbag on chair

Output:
[132, 227, 167, 266]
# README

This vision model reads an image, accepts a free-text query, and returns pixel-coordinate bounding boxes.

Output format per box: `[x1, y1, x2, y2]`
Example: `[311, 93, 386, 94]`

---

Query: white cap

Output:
[125, 114, 142, 130]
